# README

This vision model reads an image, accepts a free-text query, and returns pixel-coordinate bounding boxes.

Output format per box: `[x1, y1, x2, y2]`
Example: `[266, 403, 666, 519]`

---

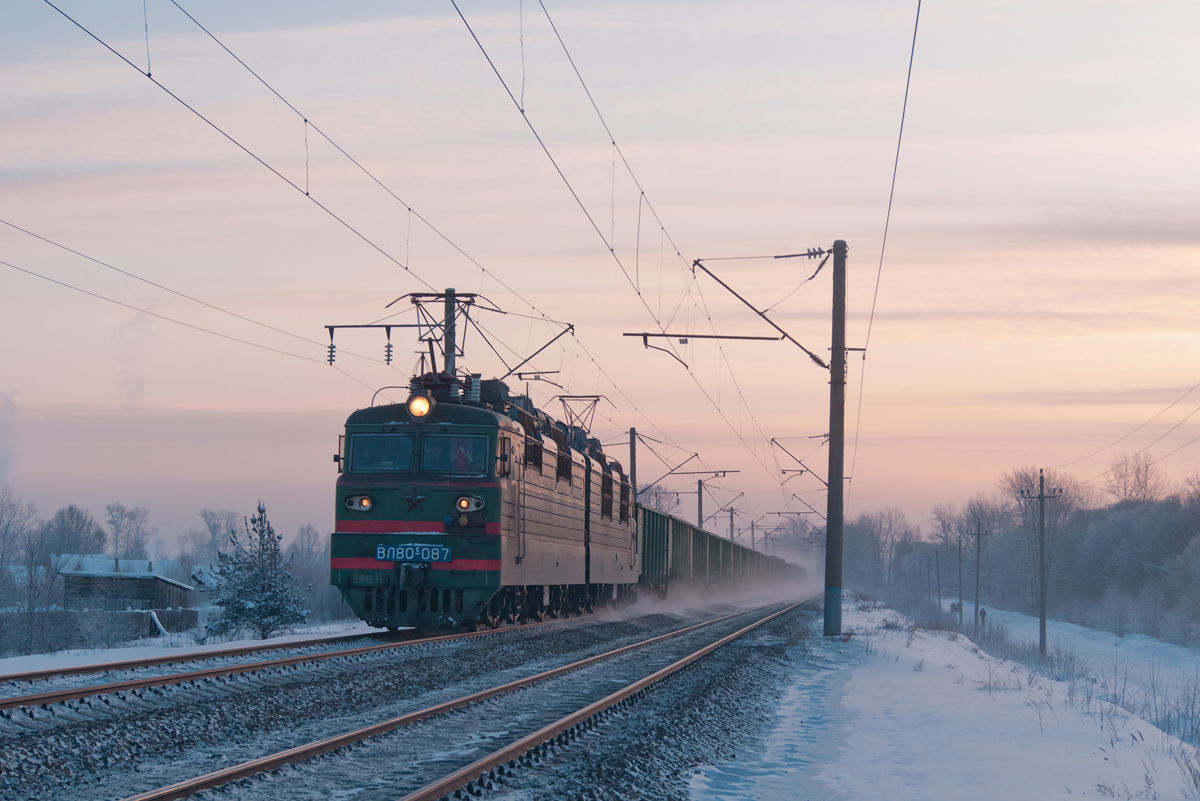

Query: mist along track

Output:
[0, 619, 575, 713]
[0, 603, 795, 801]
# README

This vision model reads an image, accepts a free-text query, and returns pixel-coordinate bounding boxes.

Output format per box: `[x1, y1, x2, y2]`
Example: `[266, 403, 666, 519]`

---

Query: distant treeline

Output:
[843, 453, 1200, 646]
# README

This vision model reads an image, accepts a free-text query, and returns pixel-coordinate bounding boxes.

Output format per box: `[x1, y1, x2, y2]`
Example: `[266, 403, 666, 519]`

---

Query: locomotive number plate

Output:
[375, 544, 452, 562]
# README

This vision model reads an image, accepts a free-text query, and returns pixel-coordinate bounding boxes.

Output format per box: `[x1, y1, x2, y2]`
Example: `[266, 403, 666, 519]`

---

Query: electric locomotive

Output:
[330, 370, 638, 630]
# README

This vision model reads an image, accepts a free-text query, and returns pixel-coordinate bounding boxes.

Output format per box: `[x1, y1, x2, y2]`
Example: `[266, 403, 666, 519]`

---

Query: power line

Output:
[1050, 379, 1200, 469]
[39, 0, 750, 499]
[41, 0, 435, 293]
[165, 0, 568, 335]
[847, 0, 922, 511]
[3, 258, 322, 364]
[0, 217, 378, 363]
[453, 1, 789, 491]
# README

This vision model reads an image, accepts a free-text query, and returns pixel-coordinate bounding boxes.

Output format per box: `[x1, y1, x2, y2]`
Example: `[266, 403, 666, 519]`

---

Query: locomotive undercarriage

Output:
[466, 582, 639, 631]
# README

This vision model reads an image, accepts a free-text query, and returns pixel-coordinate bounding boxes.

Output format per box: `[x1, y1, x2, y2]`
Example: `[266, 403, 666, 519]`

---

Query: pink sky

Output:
[2, 1, 1198, 546]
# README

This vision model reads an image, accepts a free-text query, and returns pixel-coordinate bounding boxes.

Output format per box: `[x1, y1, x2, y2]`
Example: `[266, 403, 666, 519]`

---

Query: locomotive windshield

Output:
[349, 434, 413, 472]
[423, 434, 490, 474]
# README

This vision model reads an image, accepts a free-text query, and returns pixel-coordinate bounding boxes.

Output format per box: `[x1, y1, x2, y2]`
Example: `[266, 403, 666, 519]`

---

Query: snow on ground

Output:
[984, 604, 1200, 695]
[691, 597, 1200, 801]
[0, 620, 376, 676]
[5, 599, 1200, 799]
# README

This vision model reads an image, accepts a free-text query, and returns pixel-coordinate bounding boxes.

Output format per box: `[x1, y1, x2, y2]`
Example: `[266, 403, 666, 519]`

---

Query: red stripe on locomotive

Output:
[330, 557, 501, 571]
[335, 520, 501, 534]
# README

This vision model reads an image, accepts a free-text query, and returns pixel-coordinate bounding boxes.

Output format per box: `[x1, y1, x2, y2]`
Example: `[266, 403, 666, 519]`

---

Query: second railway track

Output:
[0, 617, 575, 716]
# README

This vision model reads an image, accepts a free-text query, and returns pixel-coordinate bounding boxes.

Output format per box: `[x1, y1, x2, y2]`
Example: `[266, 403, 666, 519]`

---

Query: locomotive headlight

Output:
[407, 394, 432, 418]
[345, 495, 374, 512]
[455, 495, 484, 512]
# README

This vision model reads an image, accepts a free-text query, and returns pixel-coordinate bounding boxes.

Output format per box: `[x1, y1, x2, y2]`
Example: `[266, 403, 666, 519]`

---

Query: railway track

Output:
[112, 601, 804, 801]
[0, 630, 387, 685]
[0, 618, 570, 715]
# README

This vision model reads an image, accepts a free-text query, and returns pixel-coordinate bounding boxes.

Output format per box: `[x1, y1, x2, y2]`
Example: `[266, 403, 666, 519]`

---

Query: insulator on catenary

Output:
[327, 343, 336, 365]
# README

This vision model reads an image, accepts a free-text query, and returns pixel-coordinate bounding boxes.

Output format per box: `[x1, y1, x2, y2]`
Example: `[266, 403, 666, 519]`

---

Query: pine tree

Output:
[208, 503, 307, 640]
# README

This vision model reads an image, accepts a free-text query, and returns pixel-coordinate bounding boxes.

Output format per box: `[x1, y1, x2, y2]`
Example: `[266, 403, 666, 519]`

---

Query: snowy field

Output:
[691, 597, 1200, 801]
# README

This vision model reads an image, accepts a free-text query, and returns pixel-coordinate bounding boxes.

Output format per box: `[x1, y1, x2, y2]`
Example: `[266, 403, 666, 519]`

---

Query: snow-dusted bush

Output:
[207, 504, 306, 640]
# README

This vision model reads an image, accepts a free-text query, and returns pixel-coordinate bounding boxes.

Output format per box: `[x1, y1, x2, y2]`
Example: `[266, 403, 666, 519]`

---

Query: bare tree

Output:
[638, 483, 681, 516]
[998, 466, 1089, 613]
[106, 503, 153, 560]
[286, 525, 352, 622]
[13, 522, 64, 654]
[928, 503, 958, 551]
[0, 487, 38, 605]
[200, 509, 240, 560]
[1105, 451, 1171, 503]
[856, 507, 917, 587]
[45, 505, 106, 556]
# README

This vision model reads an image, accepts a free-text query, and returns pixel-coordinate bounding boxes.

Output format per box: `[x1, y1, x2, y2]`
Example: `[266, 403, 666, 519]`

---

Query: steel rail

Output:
[0, 631, 387, 685]
[400, 600, 802, 801]
[0, 617, 569, 711]
[116, 607, 762, 801]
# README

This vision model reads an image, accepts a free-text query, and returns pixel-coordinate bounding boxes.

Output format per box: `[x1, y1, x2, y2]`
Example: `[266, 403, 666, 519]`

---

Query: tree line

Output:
[842, 452, 1200, 646]
[0, 486, 352, 654]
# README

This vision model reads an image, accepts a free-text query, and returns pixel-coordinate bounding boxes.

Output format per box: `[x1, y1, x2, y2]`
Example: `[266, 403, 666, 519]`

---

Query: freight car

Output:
[328, 289, 803, 631]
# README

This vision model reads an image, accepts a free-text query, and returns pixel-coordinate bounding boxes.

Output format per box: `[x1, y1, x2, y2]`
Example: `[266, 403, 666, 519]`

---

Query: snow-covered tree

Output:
[208, 503, 306, 640]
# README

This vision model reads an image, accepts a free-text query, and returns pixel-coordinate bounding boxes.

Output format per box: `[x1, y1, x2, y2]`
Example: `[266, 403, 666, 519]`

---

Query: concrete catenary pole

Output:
[824, 239, 847, 637]
[629, 427, 637, 505]
[697, 478, 704, 531]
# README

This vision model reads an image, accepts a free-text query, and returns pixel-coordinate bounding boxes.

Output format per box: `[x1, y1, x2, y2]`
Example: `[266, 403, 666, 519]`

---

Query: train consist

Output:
[328, 293, 804, 631]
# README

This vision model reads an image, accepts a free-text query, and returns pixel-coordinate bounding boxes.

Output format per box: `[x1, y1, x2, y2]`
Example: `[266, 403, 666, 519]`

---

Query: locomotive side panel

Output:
[499, 448, 587, 586]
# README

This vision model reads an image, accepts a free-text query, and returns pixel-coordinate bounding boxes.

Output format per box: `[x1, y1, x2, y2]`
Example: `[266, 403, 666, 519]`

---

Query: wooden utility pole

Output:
[973, 518, 989, 633]
[1021, 469, 1062, 658]
[824, 240, 847, 637]
[935, 550, 941, 611]
[957, 534, 964, 631]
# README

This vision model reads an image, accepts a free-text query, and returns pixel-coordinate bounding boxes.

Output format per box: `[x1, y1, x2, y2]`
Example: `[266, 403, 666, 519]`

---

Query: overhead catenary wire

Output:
[37, 1, 753, 504]
[3, 258, 321, 364]
[453, 0, 789, 494]
[164, 0, 566, 335]
[846, 0, 922, 513]
[0, 218, 376, 363]
[1049, 378, 1200, 469]
[3, 254, 396, 397]
[41, 0, 436, 294]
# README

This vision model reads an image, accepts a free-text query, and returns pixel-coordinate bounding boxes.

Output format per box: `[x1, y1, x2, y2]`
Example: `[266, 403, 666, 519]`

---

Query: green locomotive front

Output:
[330, 385, 517, 629]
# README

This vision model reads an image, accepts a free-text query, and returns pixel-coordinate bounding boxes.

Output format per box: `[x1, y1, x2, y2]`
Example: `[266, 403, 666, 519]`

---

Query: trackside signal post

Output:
[824, 240, 848, 637]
